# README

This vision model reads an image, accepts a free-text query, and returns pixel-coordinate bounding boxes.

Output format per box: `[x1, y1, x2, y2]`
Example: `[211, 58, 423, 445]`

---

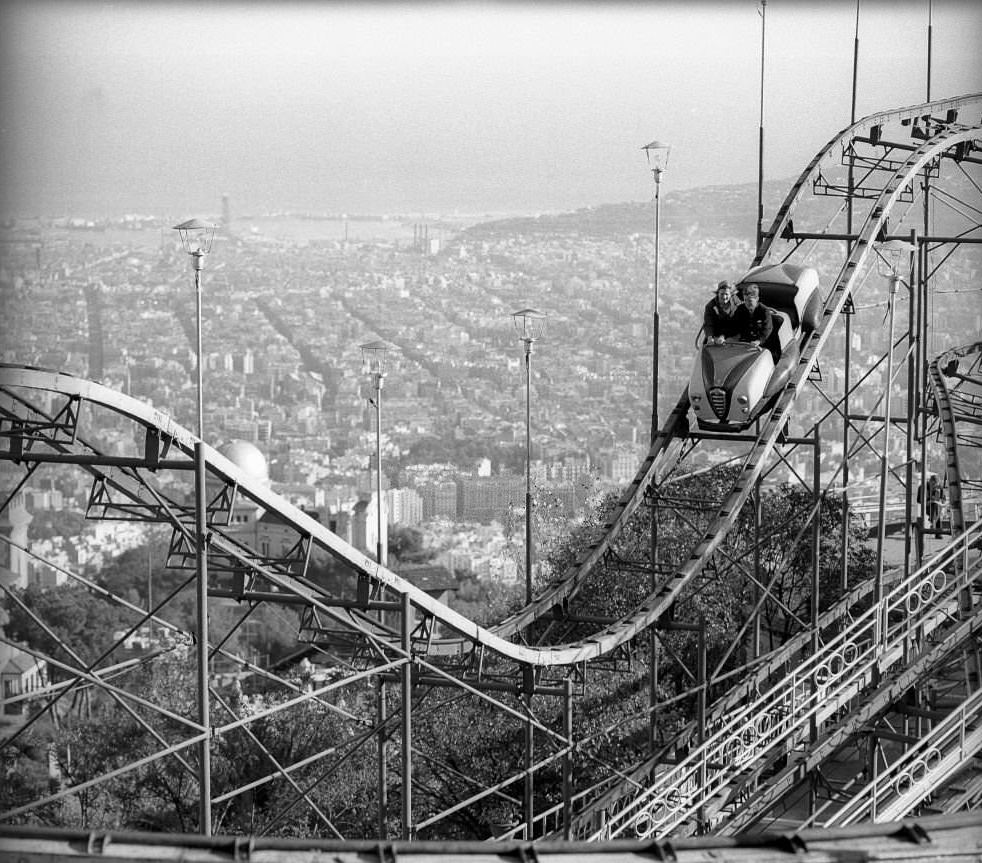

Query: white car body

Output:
[688, 264, 821, 432]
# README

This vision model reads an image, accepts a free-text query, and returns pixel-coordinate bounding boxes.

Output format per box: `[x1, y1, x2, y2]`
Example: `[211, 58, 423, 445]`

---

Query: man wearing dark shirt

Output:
[734, 283, 773, 347]
[703, 280, 739, 344]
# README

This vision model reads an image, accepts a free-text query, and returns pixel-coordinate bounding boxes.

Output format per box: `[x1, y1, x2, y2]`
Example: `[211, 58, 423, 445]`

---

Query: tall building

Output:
[419, 481, 458, 521]
[603, 447, 646, 484]
[386, 487, 423, 526]
[0, 488, 32, 590]
[459, 476, 524, 524]
[350, 494, 387, 562]
[224, 417, 260, 443]
[558, 454, 591, 483]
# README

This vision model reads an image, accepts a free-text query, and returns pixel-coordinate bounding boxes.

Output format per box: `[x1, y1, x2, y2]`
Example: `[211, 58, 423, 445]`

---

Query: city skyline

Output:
[1, 1, 980, 220]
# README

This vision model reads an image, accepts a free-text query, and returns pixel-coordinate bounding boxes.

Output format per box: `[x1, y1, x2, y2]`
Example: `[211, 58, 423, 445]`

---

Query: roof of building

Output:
[1, 646, 43, 676]
[395, 563, 457, 594]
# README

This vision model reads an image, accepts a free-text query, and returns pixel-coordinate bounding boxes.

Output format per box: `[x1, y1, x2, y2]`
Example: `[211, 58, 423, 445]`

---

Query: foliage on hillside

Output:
[457, 179, 794, 242]
[1, 465, 873, 837]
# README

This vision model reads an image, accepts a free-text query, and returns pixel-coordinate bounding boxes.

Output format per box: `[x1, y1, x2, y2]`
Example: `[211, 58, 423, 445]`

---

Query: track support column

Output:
[401, 591, 413, 839]
[563, 676, 573, 840]
[194, 441, 211, 836]
[874, 264, 900, 676]
[523, 664, 534, 839]
[809, 424, 821, 818]
[904, 232, 918, 577]
[696, 618, 707, 835]
[378, 681, 387, 838]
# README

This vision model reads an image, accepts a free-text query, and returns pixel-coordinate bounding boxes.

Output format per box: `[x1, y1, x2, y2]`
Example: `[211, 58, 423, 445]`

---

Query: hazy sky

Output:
[1, 1, 979, 219]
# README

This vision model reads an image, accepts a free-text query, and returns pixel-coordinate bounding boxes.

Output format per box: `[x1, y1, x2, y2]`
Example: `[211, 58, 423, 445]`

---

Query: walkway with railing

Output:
[593, 522, 982, 839]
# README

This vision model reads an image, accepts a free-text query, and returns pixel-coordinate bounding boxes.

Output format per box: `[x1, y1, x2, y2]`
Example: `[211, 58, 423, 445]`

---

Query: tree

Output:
[387, 526, 431, 564]
[24, 509, 87, 542]
[0, 467, 875, 839]
[0, 723, 60, 825]
[5, 584, 129, 669]
[517, 463, 876, 768]
[448, 573, 522, 627]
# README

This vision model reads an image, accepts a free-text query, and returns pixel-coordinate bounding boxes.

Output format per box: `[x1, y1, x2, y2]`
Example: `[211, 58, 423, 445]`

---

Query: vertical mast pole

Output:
[755, 0, 767, 252]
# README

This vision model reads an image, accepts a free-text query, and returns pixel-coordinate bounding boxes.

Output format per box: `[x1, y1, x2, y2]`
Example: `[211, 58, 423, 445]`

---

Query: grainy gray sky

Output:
[1, 1, 979, 219]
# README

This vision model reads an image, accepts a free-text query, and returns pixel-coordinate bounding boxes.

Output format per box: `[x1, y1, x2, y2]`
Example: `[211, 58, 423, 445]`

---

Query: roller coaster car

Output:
[688, 263, 822, 432]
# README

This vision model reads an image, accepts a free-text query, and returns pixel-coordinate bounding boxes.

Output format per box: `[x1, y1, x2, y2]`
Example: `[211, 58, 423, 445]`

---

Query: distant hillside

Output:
[462, 178, 795, 241]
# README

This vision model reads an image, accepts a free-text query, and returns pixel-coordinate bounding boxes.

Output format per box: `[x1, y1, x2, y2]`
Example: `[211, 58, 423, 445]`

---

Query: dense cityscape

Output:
[2, 177, 979, 597]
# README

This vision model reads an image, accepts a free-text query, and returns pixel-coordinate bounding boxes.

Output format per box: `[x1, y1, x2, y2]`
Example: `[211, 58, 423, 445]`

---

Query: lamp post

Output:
[173, 217, 217, 836]
[361, 340, 390, 568]
[641, 140, 670, 440]
[511, 309, 546, 606]
[361, 339, 392, 837]
[641, 141, 669, 755]
[512, 310, 545, 840]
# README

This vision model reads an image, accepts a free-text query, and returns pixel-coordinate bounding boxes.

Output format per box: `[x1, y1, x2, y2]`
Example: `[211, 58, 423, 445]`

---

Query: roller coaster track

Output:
[929, 341, 982, 536]
[632, 341, 982, 836]
[753, 93, 982, 268]
[791, 342, 982, 830]
[553, 99, 982, 837]
[1, 94, 980, 838]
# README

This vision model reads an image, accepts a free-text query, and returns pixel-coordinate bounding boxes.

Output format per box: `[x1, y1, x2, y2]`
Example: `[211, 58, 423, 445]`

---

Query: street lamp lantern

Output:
[174, 218, 217, 268]
[642, 140, 671, 177]
[876, 239, 915, 283]
[360, 339, 390, 377]
[512, 308, 546, 343]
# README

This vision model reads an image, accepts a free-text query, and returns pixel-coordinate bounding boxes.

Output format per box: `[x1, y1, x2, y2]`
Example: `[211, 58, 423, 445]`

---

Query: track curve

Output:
[2, 111, 980, 671]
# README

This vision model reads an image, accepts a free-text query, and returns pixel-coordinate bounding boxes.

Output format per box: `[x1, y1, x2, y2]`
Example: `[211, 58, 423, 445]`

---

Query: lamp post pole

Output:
[359, 341, 392, 839]
[524, 338, 533, 606]
[512, 310, 544, 840]
[374, 373, 385, 568]
[642, 141, 670, 753]
[511, 309, 546, 606]
[360, 341, 390, 568]
[651, 168, 662, 438]
[173, 218, 217, 836]
[642, 141, 670, 439]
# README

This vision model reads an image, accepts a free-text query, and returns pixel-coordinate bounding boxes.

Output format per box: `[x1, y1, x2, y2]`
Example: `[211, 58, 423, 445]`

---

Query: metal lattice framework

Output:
[1, 94, 981, 841]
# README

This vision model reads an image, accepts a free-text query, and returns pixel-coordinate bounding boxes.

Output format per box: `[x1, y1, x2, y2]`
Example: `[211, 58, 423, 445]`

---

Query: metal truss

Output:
[1, 95, 981, 842]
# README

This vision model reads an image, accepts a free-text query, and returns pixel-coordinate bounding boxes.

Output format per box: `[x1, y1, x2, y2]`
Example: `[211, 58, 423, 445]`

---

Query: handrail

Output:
[597, 522, 982, 838]
[828, 688, 982, 825]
